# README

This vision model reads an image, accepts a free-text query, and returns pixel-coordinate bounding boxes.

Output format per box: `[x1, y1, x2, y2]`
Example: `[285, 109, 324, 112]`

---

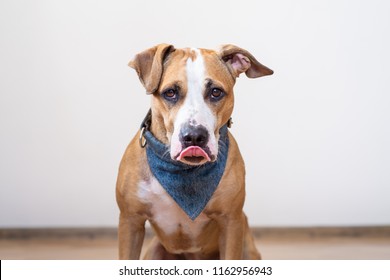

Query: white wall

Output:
[1, 0, 389, 228]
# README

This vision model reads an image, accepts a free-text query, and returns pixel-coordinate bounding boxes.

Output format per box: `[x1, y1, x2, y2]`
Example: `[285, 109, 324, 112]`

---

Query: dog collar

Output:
[140, 110, 230, 220]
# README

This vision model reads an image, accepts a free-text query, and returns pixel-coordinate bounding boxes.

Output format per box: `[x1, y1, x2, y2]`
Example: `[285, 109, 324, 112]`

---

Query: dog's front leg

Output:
[217, 213, 245, 260]
[118, 214, 146, 260]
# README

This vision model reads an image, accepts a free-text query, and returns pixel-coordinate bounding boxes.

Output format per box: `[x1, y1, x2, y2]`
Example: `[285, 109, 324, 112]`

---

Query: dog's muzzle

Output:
[176, 124, 213, 164]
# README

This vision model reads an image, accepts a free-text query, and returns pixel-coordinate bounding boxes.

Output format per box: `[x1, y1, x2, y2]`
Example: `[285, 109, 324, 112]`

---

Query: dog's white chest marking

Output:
[137, 177, 210, 246]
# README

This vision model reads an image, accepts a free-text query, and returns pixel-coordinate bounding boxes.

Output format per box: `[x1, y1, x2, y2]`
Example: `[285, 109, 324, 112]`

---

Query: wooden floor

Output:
[1, 235, 390, 260]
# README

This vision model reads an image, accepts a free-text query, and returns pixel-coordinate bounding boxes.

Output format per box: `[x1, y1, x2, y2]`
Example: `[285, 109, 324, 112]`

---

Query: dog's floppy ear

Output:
[129, 44, 175, 94]
[218, 44, 273, 78]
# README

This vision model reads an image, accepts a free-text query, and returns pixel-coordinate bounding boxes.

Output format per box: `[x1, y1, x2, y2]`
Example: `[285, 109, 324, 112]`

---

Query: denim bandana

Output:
[143, 124, 229, 220]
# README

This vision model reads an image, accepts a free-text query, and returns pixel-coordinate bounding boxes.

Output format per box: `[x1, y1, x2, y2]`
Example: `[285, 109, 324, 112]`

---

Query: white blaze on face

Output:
[170, 49, 218, 160]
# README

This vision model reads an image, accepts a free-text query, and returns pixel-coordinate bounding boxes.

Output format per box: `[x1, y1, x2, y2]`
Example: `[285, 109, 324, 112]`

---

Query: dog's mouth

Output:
[176, 146, 212, 165]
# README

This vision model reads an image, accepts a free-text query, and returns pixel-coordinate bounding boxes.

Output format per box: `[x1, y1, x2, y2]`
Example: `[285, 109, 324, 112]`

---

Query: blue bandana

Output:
[143, 125, 229, 220]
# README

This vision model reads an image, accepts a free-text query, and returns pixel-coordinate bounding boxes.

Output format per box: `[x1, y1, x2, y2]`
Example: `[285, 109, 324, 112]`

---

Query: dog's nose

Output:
[180, 125, 209, 148]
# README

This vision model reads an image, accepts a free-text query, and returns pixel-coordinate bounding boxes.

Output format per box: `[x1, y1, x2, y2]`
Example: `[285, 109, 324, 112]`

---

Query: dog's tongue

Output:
[177, 146, 211, 162]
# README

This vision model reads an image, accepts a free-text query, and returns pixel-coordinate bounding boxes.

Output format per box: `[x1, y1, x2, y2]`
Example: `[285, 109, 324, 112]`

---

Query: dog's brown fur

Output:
[116, 44, 273, 259]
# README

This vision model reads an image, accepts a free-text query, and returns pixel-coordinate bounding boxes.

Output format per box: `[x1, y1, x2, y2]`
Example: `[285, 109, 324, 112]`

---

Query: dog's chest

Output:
[137, 177, 210, 238]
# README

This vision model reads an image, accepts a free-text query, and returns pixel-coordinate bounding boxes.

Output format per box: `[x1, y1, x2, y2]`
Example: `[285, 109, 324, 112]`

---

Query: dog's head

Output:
[130, 44, 273, 166]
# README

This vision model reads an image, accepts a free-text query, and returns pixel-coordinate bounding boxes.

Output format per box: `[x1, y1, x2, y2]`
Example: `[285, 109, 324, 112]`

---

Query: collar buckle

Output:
[139, 109, 152, 148]
[139, 126, 147, 148]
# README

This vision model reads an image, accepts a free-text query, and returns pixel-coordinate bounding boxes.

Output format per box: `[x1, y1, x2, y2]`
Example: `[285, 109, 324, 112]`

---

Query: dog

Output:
[116, 44, 273, 259]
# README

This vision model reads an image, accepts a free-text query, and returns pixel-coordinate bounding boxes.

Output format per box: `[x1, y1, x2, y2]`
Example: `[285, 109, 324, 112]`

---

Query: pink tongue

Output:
[177, 146, 211, 161]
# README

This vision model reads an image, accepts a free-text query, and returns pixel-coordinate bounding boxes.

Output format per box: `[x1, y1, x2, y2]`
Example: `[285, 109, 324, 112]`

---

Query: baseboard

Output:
[0, 227, 118, 240]
[1, 226, 390, 240]
[251, 226, 390, 239]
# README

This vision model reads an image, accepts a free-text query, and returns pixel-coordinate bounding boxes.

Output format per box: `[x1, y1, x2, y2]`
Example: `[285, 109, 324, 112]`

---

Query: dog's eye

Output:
[210, 88, 225, 101]
[162, 88, 178, 102]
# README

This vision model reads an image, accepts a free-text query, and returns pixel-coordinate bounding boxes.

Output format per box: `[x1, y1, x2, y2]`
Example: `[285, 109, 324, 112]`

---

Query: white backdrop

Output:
[1, 0, 389, 228]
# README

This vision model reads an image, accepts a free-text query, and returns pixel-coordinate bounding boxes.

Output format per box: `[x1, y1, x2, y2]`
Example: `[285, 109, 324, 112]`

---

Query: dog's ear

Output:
[218, 44, 273, 78]
[129, 44, 175, 94]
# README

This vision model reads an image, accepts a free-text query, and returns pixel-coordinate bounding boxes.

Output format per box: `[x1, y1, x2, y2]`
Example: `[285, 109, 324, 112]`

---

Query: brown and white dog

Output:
[116, 44, 273, 260]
